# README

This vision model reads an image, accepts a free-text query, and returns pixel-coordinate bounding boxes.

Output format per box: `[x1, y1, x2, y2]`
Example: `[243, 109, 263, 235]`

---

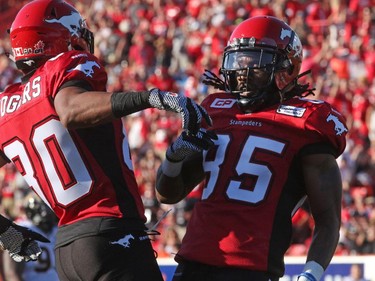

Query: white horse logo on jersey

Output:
[326, 114, 348, 136]
[68, 61, 100, 77]
[45, 12, 82, 36]
[110, 234, 135, 248]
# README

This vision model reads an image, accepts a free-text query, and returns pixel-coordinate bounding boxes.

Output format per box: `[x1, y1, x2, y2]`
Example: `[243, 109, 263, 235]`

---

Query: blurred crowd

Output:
[1, 0, 375, 259]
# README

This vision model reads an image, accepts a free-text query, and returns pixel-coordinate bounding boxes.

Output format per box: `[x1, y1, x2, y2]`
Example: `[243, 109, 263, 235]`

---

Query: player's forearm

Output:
[156, 166, 187, 204]
[301, 153, 342, 273]
[156, 154, 205, 204]
[306, 210, 340, 269]
[298, 203, 340, 281]
[61, 91, 115, 128]
[55, 88, 151, 128]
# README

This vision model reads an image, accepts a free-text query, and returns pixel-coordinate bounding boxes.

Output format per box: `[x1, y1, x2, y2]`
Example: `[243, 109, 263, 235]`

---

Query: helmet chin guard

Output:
[235, 86, 281, 113]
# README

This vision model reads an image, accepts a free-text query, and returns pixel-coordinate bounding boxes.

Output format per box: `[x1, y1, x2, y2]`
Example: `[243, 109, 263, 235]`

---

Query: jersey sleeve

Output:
[43, 51, 108, 99]
[305, 102, 348, 158]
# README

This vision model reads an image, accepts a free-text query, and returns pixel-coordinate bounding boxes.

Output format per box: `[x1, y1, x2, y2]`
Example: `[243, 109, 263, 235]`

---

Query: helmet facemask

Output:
[70, 18, 94, 53]
[221, 40, 281, 113]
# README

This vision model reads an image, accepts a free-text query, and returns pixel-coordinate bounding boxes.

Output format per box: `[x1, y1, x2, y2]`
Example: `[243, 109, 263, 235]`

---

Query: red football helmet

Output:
[9, 0, 94, 71]
[220, 16, 303, 112]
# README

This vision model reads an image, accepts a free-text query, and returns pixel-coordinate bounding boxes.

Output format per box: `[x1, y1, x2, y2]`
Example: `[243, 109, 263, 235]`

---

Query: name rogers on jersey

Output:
[1, 55, 99, 117]
[0, 76, 41, 117]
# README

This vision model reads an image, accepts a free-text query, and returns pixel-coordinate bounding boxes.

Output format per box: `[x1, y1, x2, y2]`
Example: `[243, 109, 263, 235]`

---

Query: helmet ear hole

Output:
[284, 60, 294, 75]
[276, 56, 292, 72]
[50, 7, 57, 17]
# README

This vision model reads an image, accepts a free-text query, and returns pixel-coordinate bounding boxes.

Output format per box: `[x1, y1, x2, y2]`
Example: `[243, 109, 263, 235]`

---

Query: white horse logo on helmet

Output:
[45, 12, 82, 36]
[280, 28, 292, 40]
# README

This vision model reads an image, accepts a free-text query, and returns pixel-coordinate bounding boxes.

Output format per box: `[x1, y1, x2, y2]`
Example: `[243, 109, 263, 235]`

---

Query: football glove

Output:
[148, 88, 212, 134]
[0, 221, 50, 262]
[166, 128, 218, 162]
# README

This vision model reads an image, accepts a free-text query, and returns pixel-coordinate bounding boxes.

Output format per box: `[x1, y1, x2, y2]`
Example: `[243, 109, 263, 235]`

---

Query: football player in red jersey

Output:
[156, 16, 348, 281]
[0, 0, 210, 280]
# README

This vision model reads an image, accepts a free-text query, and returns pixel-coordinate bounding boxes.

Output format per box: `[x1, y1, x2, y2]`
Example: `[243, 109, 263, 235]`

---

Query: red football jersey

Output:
[177, 93, 347, 276]
[0, 50, 145, 226]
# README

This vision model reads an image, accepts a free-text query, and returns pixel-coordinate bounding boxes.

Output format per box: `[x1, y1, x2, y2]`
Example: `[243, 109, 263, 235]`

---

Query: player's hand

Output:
[148, 88, 212, 134]
[0, 223, 50, 262]
[166, 128, 218, 162]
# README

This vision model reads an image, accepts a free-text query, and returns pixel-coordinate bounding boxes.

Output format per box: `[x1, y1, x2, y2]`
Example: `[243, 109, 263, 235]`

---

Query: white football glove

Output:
[148, 88, 212, 134]
[166, 128, 218, 162]
[0, 221, 50, 262]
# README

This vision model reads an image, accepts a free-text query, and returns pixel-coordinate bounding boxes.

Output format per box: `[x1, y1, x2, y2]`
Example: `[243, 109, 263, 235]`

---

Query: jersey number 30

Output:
[3, 119, 132, 207]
